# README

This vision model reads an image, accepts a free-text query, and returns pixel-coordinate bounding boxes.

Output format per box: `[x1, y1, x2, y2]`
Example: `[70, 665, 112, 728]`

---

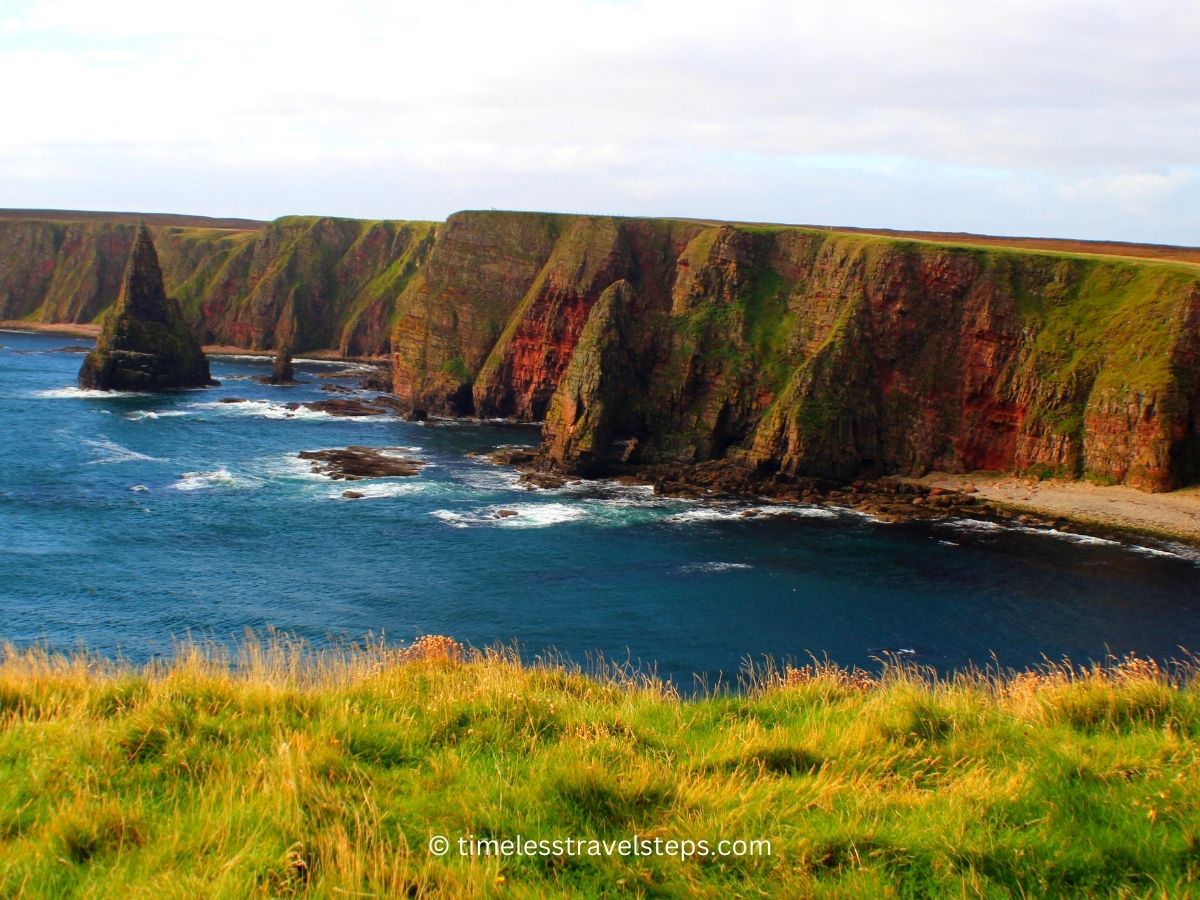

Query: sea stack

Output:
[78, 225, 215, 391]
[266, 345, 296, 384]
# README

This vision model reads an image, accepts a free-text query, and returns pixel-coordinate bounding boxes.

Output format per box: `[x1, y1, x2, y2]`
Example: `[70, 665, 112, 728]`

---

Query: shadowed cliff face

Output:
[78, 226, 213, 391]
[392, 213, 1200, 492]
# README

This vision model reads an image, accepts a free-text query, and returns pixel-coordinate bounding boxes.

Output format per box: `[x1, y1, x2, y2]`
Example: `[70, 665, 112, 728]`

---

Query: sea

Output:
[2, 329, 1198, 689]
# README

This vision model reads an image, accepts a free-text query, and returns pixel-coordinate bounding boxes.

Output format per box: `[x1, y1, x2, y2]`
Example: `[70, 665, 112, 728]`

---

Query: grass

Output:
[0, 640, 1198, 898]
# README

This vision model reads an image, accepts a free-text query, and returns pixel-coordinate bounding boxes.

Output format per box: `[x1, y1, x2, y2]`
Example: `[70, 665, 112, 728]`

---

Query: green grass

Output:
[0, 638, 1198, 897]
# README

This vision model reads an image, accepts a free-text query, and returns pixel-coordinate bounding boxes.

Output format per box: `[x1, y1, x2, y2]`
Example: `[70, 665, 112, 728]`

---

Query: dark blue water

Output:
[2, 329, 1199, 687]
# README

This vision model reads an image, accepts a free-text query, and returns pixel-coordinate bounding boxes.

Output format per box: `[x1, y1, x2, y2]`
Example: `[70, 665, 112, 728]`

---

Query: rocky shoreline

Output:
[469, 449, 1199, 545]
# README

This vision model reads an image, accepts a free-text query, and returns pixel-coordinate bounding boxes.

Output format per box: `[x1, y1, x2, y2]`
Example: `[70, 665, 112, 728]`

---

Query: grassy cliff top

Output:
[1, 637, 1197, 897]
[452, 209, 1200, 269]
[7, 208, 1195, 268]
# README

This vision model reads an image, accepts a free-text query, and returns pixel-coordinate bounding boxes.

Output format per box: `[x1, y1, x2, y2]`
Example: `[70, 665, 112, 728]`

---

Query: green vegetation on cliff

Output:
[0, 638, 1197, 897]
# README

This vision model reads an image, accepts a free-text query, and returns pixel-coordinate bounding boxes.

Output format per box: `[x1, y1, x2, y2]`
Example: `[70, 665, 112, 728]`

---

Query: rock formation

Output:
[78, 225, 215, 391]
[265, 345, 296, 384]
[298, 447, 424, 479]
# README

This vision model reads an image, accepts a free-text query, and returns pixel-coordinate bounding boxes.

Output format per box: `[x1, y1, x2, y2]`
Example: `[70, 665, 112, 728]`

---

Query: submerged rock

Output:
[298, 446, 424, 480]
[78, 225, 215, 391]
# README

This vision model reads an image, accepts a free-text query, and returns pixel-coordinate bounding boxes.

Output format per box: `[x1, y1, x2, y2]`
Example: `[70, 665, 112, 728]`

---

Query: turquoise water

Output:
[2, 329, 1198, 688]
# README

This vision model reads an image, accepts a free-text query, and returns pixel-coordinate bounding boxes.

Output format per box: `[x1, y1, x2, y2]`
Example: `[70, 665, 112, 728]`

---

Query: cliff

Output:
[0, 214, 436, 357]
[4, 208, 1198, 490]
[391, 212, 1200, 492]
[78, 225, 213, 391]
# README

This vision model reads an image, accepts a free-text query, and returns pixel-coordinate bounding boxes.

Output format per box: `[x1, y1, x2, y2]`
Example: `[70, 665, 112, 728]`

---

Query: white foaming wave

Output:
[1127, 543, 1200, 563]
[191, 399, 331, 420]
[210, 353, 273, 363]
[457, 467, 523, 491]
[665, 504, 838, 524]
[1013, 526, 1122, 547]
[941, 518, 1005, 533]
[172, 467, 259, 492]
[81, 437, 162, 465]
[553, 479, 666, 506]
[681, 561, 754, 573]
[294, 358, 377, 372]
[255, 453, 334, 482]
[944, 517, 1199, 562]
[126, 409, 190, 421]
[190, 398, 395, 423]
[431, 502, 588, 529]
[35, 387, 150, 399]
[333, 481, 425, 500]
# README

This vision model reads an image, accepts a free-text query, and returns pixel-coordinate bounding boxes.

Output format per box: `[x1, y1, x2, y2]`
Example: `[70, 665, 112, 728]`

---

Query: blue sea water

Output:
[2, 329, 1199, 688]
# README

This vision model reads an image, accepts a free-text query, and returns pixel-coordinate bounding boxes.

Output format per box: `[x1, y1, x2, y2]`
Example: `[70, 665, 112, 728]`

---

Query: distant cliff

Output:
[3, 209, 1198, 490]
[0, 215, 435, 357]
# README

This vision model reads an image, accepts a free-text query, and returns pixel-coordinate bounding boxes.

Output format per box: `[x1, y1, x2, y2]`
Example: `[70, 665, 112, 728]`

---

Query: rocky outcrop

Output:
[298, 447, 424, 479]
[78, 226, 214, 391]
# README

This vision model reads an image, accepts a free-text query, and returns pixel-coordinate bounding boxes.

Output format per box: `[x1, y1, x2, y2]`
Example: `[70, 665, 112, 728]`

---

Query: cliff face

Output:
[4, 209, 1198, 490]
[1, 216, 436, 357]
[392, 213, 1200, 492]
[78, 226, 213, 391]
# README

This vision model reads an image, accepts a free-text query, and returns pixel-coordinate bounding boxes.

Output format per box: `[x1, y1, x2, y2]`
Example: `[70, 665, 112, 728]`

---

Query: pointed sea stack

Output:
[78, 225, 215, 391]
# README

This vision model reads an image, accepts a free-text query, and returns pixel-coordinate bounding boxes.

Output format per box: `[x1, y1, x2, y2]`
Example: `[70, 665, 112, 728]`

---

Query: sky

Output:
[1, 0, 1197, 244]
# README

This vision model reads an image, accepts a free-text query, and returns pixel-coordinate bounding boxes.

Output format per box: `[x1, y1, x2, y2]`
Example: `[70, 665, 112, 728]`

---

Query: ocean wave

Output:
[172, 468, 259, 491]
[941, 518, 1005, 533]
[665, 504, 839, 524]
[81, 437, 162, 465]
[35, 387, 150, 399]
[333, 482, 425, 500]
[189, 399, 392, 423]
[431, 503, 588, 529]
[1013, 526, 1123, 547]
[680, 561, 754, 573]
[126, 409, 190, 421]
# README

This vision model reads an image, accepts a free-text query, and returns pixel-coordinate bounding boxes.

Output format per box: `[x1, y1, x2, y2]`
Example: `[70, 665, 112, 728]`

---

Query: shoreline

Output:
[0, 321, 388, 364]
[517, 458, 1200, 546]
[903, 472, 1200, 544]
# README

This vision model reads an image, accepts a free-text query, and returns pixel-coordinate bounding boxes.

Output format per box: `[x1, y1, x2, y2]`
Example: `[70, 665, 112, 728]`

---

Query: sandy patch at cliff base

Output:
[0, 320, 100, 337]
[906, 473, 1200, 542]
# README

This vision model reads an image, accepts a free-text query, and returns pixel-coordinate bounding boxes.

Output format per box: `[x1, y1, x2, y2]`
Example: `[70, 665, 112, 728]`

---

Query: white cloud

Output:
[0, 0, 1196, 243]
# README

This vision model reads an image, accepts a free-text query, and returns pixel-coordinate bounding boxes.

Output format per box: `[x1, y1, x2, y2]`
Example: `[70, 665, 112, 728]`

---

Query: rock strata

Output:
[78, 225, 214, 391]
